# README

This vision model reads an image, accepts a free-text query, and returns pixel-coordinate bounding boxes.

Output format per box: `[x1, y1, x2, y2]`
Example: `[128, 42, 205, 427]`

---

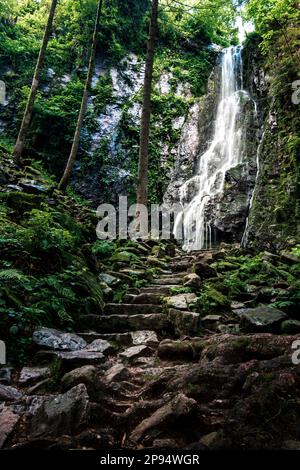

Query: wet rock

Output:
[0, 409, 20, 448]
[166, 293, 197, 310]
[19, 367, 50, 386]
[104, 364, 130, 383]
[167, 309, 201, 336]
[235, 306, 288, 332]
[281, 320, 300, 334]
[0, 384, 23, 402]
[119, 345, 152, 362]
[184, 273, 201, 289]
[129, 393, 197, 443]
[61, 366, 97, 391]
[33, 328, 87, 351]
[130, 331, 159, 347]
[31, 384, 89, 438]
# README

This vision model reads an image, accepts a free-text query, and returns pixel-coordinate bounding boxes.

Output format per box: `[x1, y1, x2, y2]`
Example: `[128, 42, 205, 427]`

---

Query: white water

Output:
[174, 45, 252, 251]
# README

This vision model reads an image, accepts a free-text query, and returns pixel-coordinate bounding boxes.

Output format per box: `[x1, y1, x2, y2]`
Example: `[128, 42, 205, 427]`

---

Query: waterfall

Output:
[174, 45, 252, 251]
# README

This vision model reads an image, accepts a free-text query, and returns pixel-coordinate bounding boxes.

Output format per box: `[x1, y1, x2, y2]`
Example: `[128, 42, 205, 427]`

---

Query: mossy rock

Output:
[111, 251, 141, 264]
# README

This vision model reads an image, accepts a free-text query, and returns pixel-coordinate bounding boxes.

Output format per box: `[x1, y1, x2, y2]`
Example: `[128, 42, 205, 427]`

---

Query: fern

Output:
[0, 269, 28, 283]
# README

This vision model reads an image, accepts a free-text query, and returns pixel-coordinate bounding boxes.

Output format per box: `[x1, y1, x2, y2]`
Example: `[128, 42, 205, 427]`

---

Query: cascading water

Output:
[174, 44, 252, 251]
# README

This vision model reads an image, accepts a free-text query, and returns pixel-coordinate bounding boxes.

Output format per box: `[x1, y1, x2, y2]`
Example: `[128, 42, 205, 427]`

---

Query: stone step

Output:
[152, 277, 184, 286]
[169, 262, 193, 273]
[123, 293, 163, 305]
[79, 314, 171, 333]
[104, 303, 163, 315]
[139, 285, 181, 295]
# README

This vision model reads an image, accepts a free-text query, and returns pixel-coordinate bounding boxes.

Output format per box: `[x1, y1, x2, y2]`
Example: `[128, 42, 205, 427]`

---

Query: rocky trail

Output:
[1, 245, 300, 450]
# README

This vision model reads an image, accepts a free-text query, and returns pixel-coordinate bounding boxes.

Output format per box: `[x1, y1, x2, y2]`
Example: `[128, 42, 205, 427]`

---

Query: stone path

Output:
[1, 247, 300, 450]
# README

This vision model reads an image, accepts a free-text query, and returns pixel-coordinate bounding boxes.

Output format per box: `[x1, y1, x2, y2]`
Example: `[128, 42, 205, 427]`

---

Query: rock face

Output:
[164, 68, 220, 208]
[31, 384, 89, 438]
[242, 38, 300, 250]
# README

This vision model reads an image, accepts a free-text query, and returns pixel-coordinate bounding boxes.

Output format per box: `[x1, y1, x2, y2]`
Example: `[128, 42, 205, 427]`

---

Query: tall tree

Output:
[136, 0, 159, 207]
[58, 0, 103, 191]
[13, 0, 58, 162]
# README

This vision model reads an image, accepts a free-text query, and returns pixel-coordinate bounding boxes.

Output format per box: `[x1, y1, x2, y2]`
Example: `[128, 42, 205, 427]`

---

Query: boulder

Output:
[61, 366, 97, 390]
[235, 306, 288, 332]
[166, 293, 197, 310]
[0, 409, 20, 448]
[31, 384, 89, 438]
[130, 331, 159, 347]
[0, 384, 23, 402]
[33, 328, 87, 351]
[130, 393, 197, 443]
[119, 345, 152, 362]
[19, 367, 50, 386]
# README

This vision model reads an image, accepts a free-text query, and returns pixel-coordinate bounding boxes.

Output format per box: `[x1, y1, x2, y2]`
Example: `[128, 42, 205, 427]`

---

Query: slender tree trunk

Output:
[136, 0, 159, 207]
[13, 0, 58, 162]
[58, 0, 103, 191]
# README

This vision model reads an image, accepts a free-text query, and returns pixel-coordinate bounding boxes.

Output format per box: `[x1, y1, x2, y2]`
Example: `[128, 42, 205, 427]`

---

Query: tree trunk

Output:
[58, 0, 103, 191]
[136, 0, 159, 207]
[13, 0, 58, 162]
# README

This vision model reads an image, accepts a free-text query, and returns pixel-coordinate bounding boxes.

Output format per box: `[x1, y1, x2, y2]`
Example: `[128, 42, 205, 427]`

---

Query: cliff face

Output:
[243, 37, 300, 251]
